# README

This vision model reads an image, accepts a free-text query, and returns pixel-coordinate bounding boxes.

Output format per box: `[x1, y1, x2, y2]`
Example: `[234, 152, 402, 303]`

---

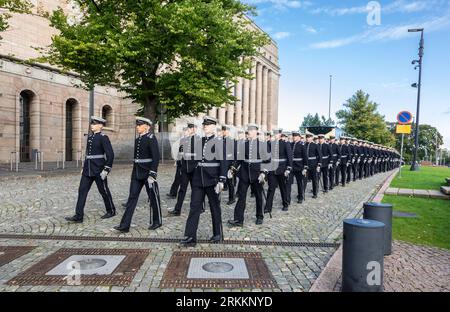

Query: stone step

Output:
[440, 186, 450, 195]
[446, 177, 450, 186]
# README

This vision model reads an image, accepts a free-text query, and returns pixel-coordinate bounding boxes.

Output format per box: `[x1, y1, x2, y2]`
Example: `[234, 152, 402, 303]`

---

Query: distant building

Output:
[0, 1, 279, 163]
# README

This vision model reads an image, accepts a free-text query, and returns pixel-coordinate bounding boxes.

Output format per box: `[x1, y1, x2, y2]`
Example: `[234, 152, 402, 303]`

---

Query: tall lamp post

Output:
[328, 75, 332, 120]
[408, 28, 424, 171]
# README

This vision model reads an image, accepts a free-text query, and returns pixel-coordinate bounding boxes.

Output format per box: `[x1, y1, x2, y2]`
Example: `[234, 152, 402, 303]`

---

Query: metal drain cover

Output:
[75, 258, 107, 271]
[0, 252, 5, 256]
[202, 262, 234, 273]
[187, 257, 249, 279]
[46, 255, 126, 276]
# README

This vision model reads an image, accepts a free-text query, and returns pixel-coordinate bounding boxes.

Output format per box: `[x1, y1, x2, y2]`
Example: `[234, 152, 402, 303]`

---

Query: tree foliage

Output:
[389, 123, 444, 163]
[0, 0, 31, 38]
[36, 0, 269, 124]
[336, 90, 395, 146]
[301, 113, 334, 127]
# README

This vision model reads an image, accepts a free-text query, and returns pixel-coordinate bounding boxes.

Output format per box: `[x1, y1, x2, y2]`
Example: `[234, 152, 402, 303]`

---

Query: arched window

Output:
[101, 105, 113, 127]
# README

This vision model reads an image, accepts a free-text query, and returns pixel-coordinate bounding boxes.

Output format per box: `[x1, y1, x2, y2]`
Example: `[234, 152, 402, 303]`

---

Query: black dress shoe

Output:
[113, 225, 129, 233]
[148, 223, 162, 230]
[168, 210, 181, 216]
[264, 208, 271, 214]
[180, 237, 196, 247]
[166, 193, 177, 199]
[323, 190, 328, 193]
[101, 211, 116, 219]
[65, 216, 83, 223]
[209, 235, 222, 243]
[228, 220, 243, 227]
[312, 195, 318, 199]
[282, 206, 288, 211]
[297, 199, 303, 204]
[226, 199, 236, 205]
[255, 218, 263, 225]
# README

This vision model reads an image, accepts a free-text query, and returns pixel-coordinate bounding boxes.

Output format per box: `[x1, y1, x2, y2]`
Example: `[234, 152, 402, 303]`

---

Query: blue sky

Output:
[243, 0, 450, 148]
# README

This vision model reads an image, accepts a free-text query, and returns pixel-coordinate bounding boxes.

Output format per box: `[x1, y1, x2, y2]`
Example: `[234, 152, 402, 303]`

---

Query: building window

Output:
[101, 105, 113, 127]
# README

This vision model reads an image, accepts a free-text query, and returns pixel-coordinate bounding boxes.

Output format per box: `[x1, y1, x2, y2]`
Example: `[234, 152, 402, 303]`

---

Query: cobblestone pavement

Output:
[0, 164, 392, 292]
[333, 241, 450, 292]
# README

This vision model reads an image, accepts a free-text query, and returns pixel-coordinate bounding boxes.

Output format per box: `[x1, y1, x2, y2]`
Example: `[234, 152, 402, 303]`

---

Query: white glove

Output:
[302, 169, 307, 176]
[352, 159, 355, 163]
[284, 170, 290, 177]
[100, 170, 108, 180]
[215, 182, 224, 194]
[357, 159, 360, 164]
[258, 173, 266, 184]
[227, 169, 234, 179]
[336, 161, 340, 166]
[148, 176, 156, 185]
[316, 166, 321, 173]
[328, 164, 333, 169]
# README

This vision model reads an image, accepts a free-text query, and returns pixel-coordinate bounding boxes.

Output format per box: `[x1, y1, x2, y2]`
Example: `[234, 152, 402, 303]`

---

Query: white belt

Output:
[341, 156, 348, 158]
[198, 162, 220, 167]
[293, 158, 303, 161]
[183, 153, 197, 156]
[134, 158, 153, 163]
[308, 157, 316, 160]
[244, 159, 262, 163]
[272, 159, 286, 162]
[86, 155, 105, 159]
[332, 154, 337, 156]
[322, 156, 329, 159]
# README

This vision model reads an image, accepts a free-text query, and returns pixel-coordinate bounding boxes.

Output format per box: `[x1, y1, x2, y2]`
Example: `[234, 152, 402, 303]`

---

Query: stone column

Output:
[208, 107, 217, 118]
[243, 75, 250, 125]
[249, 61, 256, 123]
[235, 78, 242, 127]
[218, 107, 226, 125]
[262, 66, 268, 131]
[256, 62, 262, 126]
[270, 71, 279, 129]
[267, 70, 273, 130]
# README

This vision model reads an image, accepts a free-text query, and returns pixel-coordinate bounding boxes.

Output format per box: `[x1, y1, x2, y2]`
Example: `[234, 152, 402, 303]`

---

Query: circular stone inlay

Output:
[72, 258, 107, 271]
[202, 262, 234, 273]
[0, 252, 5, 256]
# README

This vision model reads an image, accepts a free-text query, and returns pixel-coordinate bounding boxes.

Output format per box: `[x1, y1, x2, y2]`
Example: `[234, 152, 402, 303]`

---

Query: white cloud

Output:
[310, 13, 450, 49]
[273, 31, 291, 39]
[302, 25, 318, 34]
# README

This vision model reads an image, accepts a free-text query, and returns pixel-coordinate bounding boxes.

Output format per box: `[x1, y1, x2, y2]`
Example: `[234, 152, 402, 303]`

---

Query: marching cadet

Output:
[351, 138, 359, 182]
[180, 116, 228, 247]
[328, 136, 340, 190]
[282, 131, 293, 204]
[291, 130, 306, 203]
[166, 127, 187, 199]
[228, 124, 268, 226]
[114, 117, 161, 232]
[318, 134, 332, 193]
[346, 138, 354, 184]
[303, 133, 322, 198]
[264, 128, 293, 213]
[168, 123, 199, 216]
[368, 142, 375, 176]
[222, 125, 237, 205]
[338, 136, 350, 186]
[66, 116, 116, 223]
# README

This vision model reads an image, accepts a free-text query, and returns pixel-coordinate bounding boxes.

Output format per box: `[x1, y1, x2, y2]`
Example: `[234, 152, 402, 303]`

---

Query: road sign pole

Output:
[399, 133, 404, 178]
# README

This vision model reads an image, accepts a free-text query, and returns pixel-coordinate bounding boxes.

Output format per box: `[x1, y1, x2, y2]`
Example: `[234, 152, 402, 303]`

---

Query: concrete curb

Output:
[309, 169, 399, 292]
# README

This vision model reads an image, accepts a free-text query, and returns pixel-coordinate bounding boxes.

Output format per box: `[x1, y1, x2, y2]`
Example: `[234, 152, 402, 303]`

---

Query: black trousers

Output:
[265, 173, 289, 212]
[351, 161, 357, 181]
[184, 185, 222, 240]
[286, 173, 294, 204]
[75, 175, 115, 218]
[341, 163, 348, 186]
[335, 164, 341, 186]
[169, 165, 182, 196]
[306, 167, 318, 196]
[227, 176, 235, 201]
[174, 171, 192, 212]
[364, 162, 370, 177]
[293, 171, 305, 201]
[119, 178, 162, 229]
[346, 162, 353, 183]
[322, 166, 329, 191]
[329, 164, 336, 189]
[234, 180, 263, 222]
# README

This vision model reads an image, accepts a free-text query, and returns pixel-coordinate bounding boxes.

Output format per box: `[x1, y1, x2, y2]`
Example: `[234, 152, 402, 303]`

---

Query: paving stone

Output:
[412, 189, 430, 198]
[384, 188, 399, 195]
[398, 188, 414, 196]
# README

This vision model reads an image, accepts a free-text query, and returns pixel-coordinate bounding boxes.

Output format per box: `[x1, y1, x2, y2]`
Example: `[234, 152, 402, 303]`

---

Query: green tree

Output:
[391, 124, 444, 163]
[301, 113, 334, 127]
[36, 0, 269, 124]
[336, 90, 395, 146]
[0, 0, 31, 38]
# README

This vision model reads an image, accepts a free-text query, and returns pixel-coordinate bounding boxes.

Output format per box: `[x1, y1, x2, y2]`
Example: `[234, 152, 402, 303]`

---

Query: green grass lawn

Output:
[390, 166, 449, 190]
[382, 195, 450, 250]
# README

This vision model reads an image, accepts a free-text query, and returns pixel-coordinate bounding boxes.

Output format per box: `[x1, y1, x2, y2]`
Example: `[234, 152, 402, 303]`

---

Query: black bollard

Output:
[342, 219, 385, 292]
[363, 202, 393, 255]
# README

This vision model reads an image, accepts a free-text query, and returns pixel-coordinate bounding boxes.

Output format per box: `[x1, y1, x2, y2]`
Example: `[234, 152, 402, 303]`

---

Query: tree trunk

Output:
[144, 94, 158, 123]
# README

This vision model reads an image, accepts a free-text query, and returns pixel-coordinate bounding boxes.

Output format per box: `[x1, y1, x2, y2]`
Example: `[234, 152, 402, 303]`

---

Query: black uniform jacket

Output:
[132, 132, 160, 180]
[83, 132, 114, 177]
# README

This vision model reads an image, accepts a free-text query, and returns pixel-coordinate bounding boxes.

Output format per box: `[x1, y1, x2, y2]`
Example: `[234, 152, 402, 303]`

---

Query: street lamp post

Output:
[408, 28, 424, 171]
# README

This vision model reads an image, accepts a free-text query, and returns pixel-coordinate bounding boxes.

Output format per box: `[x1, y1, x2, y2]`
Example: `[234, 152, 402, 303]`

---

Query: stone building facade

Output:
[0, 0, 279, 163]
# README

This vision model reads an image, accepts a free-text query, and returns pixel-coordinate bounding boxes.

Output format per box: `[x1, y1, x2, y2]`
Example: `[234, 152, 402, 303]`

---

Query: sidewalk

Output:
[310, 168, 450, 292]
